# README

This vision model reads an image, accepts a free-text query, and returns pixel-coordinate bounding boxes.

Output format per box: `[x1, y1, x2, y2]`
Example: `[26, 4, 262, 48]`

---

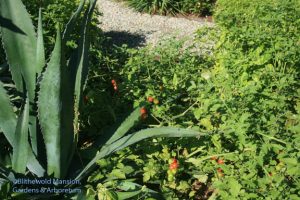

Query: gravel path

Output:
[97, 0, 213, 47]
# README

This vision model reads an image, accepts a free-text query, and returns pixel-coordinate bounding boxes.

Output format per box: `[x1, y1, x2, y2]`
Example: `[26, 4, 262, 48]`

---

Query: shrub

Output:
[121, 0, 216, 16]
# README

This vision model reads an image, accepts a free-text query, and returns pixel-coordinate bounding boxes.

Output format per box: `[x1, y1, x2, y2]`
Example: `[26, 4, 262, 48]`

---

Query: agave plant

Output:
[0, 0, 206, 198]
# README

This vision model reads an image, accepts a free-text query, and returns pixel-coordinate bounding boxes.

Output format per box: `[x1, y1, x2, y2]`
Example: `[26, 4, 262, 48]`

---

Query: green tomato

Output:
[168, 174, 174, 182]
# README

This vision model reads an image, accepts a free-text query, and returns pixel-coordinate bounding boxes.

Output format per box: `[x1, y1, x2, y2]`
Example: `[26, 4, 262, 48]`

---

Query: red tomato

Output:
[140, 107, 147, 115]
[147, 96, 154, 103]
[217, 159, 224, 164]
[169, 159, 179, 170]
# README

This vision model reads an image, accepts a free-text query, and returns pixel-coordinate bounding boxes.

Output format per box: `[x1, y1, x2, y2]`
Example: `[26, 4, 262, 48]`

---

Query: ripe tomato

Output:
[217, 159, 224, 164]
[169, 159, 179, 170]
[147, 96, 154, 103]
[140, 107, 147, 115]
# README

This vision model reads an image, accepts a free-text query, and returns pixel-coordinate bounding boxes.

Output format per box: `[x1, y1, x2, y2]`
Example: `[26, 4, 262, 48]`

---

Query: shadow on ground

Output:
[102, 31, 146, 48]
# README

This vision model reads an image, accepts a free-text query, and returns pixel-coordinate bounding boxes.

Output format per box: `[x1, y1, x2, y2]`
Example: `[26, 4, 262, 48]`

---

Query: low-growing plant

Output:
[86, 0, 300, 198]
[121, 0, 216, 16]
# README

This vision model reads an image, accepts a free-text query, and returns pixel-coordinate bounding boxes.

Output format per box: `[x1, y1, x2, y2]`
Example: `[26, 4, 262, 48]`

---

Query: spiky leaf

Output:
[76, 127, 207, 180]
[36, 8, 45, 77]
[105, 107, 141, 145]
[0, 0, 36, 100]
[70, 0, 94, 115]
[63, 0, 86, 41]
[38, 28, 63, 178]
[0, 82, 44, 177]
[67, 0, 97, 167]
[12, 94, 30, 173]
[0, 81, 16, 145]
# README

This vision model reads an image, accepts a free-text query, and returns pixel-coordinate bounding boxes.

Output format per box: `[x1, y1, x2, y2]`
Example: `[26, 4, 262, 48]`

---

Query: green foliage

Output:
[120, 38, 215, 127]
[208, 1, 300, 197]
[85, 0, 300, 198]
[121, 0, 216, 16]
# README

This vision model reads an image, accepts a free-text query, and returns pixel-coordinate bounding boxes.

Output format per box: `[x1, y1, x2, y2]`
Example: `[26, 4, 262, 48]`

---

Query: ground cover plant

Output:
[83, 0, 300, 199]
[119, 0, 216, 16]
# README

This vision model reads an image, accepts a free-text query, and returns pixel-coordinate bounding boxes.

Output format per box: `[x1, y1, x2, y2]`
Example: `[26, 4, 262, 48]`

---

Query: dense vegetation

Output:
[85, 0, 300, 198]
[0, 0, 299, 199]
[119, 0, 216, 16]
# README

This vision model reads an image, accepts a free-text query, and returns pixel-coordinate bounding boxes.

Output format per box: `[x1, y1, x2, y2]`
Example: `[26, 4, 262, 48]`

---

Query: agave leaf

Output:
[0, 0, 36, 101]
[39, 26, 74, 178]
[105, 107, 141, 145]
[103, 127, 204, 156]
[0, 81, 17, 145]
[0, 83, 44, 176]
[12, 93, 30, 173]
[70, 0, 94, 114]
[62, 0, 86, 41]
[38, 28, 63, 178]
[0, 164, 13, 179]
[36, 8, 45, 77]
[60, 0, 94, 174]
[76, 127, 206, 180]
[67, 0, 97, 168]
[26, 152, 45, 177]
[67, 3, 91, 170]
[0, 16, 25, 34]
[71, 0, 97, 107]
[0, 0, 39, 157]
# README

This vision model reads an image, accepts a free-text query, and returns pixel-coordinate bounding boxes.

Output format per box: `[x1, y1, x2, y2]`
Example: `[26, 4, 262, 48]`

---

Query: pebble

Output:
[97, 0, 214, 47]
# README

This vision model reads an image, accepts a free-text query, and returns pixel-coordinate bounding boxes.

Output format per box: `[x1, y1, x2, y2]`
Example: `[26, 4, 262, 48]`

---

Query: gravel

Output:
[96, 0, 214, 48]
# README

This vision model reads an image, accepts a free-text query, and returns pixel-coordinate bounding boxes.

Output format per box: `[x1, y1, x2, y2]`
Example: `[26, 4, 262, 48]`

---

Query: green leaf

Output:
[0, 81, 16, 145]
[116, 190, 142, 200]
[281, 158, 298, 166]
[26, 152, 45, 177]
[117, 181, 162, 199]
[228, 178, 241, 197]
[12, 94, 30, 173]
[0, 0, 36, 100]
[173, 73, 178, 86]
[105, 107, 141, 145]
[68, 0, 96, 139]
[36, 8, 45, 77]
[76, 127, 206, 180]
[110, 169, 126, 179]
[0, 83, 44, 177]
[63, 0, 86, 41]
[38, 28, 63, 178]
[65, 0, 97, 175]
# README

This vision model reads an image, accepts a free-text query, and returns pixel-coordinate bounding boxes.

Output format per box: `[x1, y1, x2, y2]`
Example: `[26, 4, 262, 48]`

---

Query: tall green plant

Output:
[0, 0, 206, 198]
